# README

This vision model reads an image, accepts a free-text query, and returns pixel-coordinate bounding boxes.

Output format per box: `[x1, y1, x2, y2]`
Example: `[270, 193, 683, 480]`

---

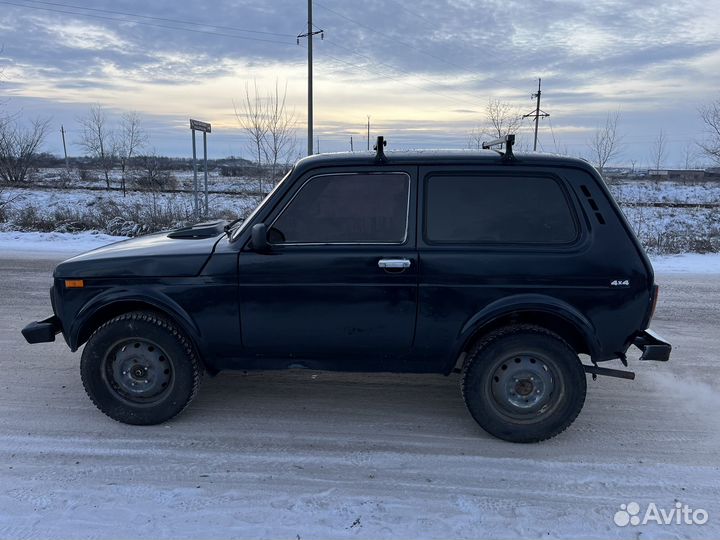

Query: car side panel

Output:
[413, 164, 652, 370]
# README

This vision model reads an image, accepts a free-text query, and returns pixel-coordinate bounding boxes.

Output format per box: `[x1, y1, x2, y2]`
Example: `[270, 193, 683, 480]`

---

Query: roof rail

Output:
[374, 136, 388, 163]
[482, 134, 515, 160]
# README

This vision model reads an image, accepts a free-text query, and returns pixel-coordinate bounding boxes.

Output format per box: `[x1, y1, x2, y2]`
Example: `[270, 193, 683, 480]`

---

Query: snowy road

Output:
[1, 251, 719, 539]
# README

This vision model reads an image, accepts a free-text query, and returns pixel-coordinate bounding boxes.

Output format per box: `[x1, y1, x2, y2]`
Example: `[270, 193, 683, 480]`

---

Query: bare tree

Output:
[262, 80, 297, 182]
[650, 129, 667, 172]
[0, 117, 50, 183]
[699, 98, 720, 165]
[467, 99, 522, 149]
[486, 98, 523, 139]
[467, 127, 483, 150]
[77, 105, 116, 190]
[118, 111, 147, 196]
[588, 111, 622, 176]
[132, 152, 177, 217]
[235, 81, 268, 198]
[235, 80, 297, 197]
[682, 141, 700, 169]
[132, 153, 175, 191]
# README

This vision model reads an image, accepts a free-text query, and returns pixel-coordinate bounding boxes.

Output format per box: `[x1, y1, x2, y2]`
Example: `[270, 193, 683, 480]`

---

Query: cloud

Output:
[0, 0, 718, 164]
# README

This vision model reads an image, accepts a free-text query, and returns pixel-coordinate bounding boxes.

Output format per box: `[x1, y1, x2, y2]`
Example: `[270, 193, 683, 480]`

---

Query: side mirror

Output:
[251, 223, 269, 252]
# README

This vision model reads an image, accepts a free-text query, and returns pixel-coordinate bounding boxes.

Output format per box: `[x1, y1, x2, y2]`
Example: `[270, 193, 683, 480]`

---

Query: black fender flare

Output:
[447, 293, 601, 373]
[68, 288, 203, 354]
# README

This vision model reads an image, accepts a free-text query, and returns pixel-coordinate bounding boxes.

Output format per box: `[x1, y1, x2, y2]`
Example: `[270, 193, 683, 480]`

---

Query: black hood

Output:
[54, 221, 229, 278]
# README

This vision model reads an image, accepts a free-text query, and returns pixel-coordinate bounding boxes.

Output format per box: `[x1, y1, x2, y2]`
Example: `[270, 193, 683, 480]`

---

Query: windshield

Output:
[230, 167, 294, 242]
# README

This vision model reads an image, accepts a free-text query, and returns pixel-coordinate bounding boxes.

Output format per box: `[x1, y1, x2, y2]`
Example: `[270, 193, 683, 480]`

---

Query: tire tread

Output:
[461, 324, 586, 443]
[81, 310, 203, 424]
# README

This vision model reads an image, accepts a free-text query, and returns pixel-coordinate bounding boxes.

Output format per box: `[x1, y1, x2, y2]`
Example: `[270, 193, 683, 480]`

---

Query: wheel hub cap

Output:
[108, 340, 171, 400]
[491, 355, 555, 414]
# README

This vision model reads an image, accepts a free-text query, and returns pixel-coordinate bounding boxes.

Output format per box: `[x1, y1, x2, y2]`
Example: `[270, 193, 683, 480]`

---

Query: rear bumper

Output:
[21, 316, 62, 344]
[633, 329, 671, 361]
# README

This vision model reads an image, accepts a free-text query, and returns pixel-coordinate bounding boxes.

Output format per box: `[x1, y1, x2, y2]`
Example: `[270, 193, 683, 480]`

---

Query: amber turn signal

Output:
[64, 279, 85, 289]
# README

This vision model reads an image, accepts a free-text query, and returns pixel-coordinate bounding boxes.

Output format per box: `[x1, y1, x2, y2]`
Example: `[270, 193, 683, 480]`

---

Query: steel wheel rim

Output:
[103, 338, 173, 403]
[486, 353, 563, 423]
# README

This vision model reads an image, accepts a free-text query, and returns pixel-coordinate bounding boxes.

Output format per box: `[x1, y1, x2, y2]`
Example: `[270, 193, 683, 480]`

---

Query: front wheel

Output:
[81, 311, 203, 425]
[462, 325, 587, 443]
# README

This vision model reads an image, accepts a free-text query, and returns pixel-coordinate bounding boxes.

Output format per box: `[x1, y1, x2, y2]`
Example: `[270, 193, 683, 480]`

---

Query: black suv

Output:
[22, 136, 671, 443]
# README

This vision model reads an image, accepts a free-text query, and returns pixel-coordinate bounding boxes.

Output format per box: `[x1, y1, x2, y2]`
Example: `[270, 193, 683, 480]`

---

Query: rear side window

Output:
[271, 173, 410, 244]
[425, 175, 577, 244]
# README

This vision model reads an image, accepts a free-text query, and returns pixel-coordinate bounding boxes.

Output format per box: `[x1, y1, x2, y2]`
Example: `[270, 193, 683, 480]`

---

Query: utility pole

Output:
[523, 78, 549, 151]
[350, 136, 354, 151]
[60, 125, 69, 171]
[366, 116, 370, 150]
[297, 1, 323, 156]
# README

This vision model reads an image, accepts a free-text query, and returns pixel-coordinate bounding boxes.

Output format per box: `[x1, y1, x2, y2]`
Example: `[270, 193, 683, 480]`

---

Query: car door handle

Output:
[378, 258, 411, 269]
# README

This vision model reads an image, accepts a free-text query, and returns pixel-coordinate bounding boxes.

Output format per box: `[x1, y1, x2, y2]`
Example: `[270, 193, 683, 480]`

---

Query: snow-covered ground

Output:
[1, 186, 257, 219]
[609, 179, 720, 204]
[652, 253, 720, 274]
[1, 254, 718, 539]
[30, 166, 270, 193]
[0, 231, 127, 254]
[3, 174, 719, 254]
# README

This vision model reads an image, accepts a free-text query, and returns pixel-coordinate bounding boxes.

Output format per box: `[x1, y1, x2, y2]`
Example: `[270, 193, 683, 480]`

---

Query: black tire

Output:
[80, 311, 203, 425]
[461, 325, 587, 443]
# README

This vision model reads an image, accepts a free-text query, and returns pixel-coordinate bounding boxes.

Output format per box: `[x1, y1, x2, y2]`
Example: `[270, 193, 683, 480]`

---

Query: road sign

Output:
[190, 118, 211, 219]
[190, 119, 211, 133]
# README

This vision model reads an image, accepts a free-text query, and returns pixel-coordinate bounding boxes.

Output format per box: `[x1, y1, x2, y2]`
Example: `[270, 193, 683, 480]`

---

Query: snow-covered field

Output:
[1, 186, 257, 221]
[29, 166, 268, 194]
[609, 179, 720, 205]
[2, 175, 719, 254]
[651, 253, 720, 273]
[1, 251, 718, 539]
[0, 231, 127, 254]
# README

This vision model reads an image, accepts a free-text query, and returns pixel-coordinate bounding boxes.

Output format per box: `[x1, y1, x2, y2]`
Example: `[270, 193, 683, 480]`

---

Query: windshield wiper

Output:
[223, 217, 245, 238]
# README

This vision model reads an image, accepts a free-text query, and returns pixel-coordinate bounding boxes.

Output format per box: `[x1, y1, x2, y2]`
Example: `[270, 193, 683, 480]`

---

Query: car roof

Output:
[293, 149, 594, 173]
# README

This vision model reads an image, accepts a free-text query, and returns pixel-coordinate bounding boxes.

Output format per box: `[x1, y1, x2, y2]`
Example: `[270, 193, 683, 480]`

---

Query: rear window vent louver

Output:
[580, 185, 605, 225]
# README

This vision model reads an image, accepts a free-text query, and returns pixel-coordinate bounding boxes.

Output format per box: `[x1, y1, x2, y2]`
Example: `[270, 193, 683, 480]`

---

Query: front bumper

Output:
[633, 329, 671, 361]
[21, 316, 62, 344]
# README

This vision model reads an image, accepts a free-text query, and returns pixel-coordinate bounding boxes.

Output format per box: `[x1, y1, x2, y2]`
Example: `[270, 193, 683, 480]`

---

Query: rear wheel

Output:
[462, 325, 586, 443]
[80, 311, 203, 425]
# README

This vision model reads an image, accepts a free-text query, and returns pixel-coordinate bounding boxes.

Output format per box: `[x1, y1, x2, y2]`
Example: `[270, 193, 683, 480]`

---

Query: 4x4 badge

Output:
[610, 279, 630, 287]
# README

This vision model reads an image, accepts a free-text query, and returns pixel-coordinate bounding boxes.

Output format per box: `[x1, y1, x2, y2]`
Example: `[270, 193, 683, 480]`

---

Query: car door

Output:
[237, 167, 418, 363]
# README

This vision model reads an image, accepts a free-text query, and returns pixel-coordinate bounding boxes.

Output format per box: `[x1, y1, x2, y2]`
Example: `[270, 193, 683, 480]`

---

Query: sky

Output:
[1, 0, 719, 167]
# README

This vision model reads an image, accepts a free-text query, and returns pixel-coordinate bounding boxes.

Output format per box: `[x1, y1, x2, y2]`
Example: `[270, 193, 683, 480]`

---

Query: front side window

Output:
[270, 173, 410, 244]
[425, 175, 577, 244]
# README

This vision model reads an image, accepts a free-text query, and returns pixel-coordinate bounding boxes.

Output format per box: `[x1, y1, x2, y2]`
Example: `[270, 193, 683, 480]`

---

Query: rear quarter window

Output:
[425, 175, 578, 244]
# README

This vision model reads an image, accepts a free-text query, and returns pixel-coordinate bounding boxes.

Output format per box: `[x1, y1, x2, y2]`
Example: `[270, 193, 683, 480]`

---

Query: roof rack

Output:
[374, 136, 388, 163]
[482, 134, 515, 160]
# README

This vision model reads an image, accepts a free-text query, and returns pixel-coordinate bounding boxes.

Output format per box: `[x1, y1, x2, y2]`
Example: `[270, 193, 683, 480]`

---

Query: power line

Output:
[16, 0, 297, 37]
[319, 38, 482, 109]
[296, 40, 492, 135]
[315, 1, 527, 94]
[384, 0, 437, 27]
[0, 1, 297, 45]
[316, 2, 456, 68]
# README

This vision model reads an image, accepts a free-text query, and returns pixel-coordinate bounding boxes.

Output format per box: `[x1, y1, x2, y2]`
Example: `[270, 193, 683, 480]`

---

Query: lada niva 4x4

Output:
[23, 136, 671, 442]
